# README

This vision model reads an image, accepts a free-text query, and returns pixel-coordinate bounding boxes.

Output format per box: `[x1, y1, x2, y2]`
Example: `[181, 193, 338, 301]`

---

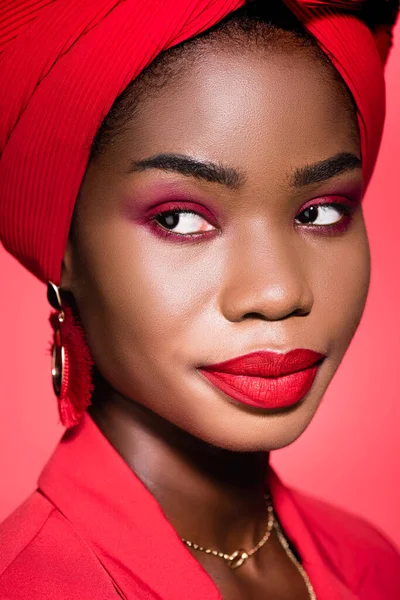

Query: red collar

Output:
[38, 414, 355, 599]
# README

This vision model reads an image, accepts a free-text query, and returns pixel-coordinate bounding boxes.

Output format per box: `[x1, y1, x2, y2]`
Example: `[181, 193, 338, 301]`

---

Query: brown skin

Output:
[61, 41, 369, 599]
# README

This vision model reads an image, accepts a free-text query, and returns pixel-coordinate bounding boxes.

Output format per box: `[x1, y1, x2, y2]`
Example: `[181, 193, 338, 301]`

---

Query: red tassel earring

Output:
[47, 281, 94, 428]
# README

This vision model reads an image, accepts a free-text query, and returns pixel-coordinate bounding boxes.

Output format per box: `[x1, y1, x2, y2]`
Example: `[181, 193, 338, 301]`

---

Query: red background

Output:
[1, 24, 399, 547]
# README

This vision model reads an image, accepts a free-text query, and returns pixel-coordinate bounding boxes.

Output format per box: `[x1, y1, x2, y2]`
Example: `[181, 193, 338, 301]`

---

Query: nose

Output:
[218, 227, 314, 323]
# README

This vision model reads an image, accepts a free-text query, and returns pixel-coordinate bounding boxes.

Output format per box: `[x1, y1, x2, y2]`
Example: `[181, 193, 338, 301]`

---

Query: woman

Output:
[0, 0, 399, 598]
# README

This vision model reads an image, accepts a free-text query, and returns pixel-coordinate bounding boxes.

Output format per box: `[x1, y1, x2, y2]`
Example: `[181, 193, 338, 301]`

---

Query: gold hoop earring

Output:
[47, 281, 94, 427]
[48, 281, 65, 396]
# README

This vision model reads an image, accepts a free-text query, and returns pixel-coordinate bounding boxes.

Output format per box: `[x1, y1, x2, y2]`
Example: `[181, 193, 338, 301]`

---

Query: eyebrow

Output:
[128, 151, 361, 189]
[292, 152, 362, 186]
[128, 153, 244, 188]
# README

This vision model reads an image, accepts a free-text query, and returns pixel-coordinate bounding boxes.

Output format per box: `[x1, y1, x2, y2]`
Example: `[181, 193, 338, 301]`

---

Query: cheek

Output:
[312, 222, 370, 351]
[72, 219, 218, 392]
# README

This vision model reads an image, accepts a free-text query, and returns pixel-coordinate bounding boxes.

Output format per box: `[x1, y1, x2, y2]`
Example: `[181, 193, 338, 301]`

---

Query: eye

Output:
[152, 208, 216, 235]
[295, 203, 348, 226]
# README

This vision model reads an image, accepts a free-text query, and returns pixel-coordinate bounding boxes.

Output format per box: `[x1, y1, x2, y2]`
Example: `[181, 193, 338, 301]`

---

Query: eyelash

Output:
[148, 205, 217, 242]
[148, 201, 356, 241]
[296, 201, 355, 235]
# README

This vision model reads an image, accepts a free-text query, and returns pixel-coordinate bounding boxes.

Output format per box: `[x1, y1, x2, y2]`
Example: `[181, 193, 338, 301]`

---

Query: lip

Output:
[198, 349, 326, 410]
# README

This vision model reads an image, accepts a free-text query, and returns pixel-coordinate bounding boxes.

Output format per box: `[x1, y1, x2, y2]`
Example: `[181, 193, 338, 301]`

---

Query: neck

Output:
[88, 382, 271, 552]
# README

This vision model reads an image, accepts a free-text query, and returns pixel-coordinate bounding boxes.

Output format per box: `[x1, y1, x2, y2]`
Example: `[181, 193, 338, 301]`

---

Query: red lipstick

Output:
[198, 349, 326, 410]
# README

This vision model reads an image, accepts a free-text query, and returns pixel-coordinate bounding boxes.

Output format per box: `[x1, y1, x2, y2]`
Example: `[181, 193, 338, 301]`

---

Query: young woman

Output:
[0, 0, 399, 598]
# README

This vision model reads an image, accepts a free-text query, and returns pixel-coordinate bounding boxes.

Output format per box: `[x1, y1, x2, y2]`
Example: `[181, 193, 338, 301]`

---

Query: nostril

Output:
[241, 306, 310, 321]
[242, 312, 266, 320]
[292, 306, 311, 317]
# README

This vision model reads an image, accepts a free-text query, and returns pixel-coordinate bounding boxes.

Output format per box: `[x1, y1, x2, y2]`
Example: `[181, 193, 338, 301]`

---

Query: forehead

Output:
[113, 46, 359, 178]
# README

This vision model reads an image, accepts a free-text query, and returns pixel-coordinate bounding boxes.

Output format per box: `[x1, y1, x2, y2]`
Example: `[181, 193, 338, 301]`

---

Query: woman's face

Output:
[63, 41, 369, 451]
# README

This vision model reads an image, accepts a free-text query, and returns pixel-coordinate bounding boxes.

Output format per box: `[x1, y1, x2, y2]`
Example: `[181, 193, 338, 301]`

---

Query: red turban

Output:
[0, 0, 396, 286]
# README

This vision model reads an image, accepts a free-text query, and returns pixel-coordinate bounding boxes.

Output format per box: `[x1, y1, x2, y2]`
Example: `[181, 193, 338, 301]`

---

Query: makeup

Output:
[121, 182, 221, 222]
[295, 194, 360, 235]
[121, 184, 221, 242]
[121, 181, 362, 244]
[198, 349, 326, 410]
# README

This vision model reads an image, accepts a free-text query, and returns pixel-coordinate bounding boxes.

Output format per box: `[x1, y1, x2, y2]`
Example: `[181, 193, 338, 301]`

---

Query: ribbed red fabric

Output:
[0, 0, 394, 285]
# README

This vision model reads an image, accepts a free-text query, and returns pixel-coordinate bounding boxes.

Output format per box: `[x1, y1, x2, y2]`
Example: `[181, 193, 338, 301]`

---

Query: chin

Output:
[177, 400, 318, 453]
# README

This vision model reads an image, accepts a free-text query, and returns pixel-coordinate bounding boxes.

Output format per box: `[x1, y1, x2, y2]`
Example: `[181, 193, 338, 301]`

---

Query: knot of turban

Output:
[0, 0, 396, 285]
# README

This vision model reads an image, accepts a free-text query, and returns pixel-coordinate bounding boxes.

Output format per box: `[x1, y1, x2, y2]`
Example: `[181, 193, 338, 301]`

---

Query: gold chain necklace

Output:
[182, 493, 274, 569]
[274, 518, 317, 600]
[181, 493, 317, 599]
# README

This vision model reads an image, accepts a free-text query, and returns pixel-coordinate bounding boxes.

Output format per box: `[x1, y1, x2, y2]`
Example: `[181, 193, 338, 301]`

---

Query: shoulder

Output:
[290, 486, 400, 597]
[0, 492, 117, 599]
[0, 492, 54, 576]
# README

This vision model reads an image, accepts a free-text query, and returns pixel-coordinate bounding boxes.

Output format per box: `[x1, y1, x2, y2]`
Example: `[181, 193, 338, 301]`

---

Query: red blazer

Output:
[1, 414, 400, 599]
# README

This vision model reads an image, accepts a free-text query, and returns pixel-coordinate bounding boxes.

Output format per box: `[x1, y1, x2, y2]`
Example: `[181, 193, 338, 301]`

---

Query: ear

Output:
[60, 237, 76, 293]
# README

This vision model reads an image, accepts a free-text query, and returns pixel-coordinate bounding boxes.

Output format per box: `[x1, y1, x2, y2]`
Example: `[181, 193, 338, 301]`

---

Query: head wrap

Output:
[0, 0, 396, 285]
